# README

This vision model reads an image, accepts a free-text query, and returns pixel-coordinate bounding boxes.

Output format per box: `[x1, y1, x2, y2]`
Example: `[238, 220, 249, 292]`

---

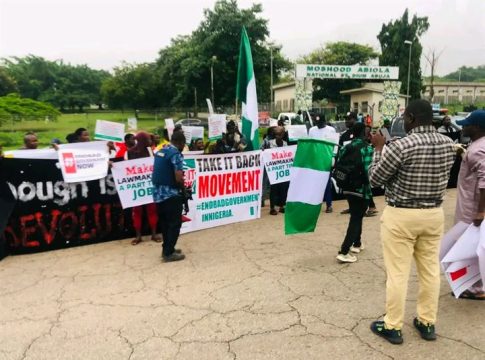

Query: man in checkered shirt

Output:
[368, 100, 455, 345]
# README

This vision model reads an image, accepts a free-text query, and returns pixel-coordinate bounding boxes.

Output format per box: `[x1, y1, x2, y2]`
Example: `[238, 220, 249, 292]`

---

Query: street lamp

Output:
[404, 40, 412, 106]
[270, 45, 274, 114]
[210, 55, 217, 108]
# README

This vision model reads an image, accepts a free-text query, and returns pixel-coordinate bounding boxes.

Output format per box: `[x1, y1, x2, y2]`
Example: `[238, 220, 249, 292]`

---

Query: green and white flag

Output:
[236, 27, 259, 151]
[285, 138, 334, 235]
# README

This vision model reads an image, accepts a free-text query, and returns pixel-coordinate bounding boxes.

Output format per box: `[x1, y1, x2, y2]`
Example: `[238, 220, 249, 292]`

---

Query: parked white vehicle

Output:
[277, 111, 314, 128]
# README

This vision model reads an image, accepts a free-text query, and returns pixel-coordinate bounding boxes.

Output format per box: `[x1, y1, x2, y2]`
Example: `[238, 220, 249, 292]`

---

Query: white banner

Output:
[296, 64, 399, 80]
[94, 120, 125, 142]
[208, 114, 226, 141]
[182, 126, 204, 145]
[58, 147, 109, 183]
[5, 141, 109, 160]
[181, 151, 263, 233]
[287, 125, 308, 141]
[111, 158, 154, 209]
[262, 145, 296, 184]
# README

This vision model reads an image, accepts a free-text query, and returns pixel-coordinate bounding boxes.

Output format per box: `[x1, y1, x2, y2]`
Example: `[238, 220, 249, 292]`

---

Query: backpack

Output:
[332, 142, 368, 191]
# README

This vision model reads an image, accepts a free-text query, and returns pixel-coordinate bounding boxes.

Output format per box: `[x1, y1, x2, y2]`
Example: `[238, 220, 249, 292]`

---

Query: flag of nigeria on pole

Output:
[236, 27, 259, 151]
[285, 139, 334, 235]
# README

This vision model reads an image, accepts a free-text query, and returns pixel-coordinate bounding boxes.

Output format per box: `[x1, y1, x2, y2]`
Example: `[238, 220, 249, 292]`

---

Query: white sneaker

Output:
[336, 253, 357, 263]
[350, 244, 365, 254]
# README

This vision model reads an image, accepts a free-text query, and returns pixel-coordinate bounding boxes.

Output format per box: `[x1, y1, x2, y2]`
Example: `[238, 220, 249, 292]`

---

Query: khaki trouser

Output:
[381, 205, 444, 330]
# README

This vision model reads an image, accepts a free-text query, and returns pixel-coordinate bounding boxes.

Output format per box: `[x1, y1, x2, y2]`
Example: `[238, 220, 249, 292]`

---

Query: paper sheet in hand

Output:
[441, 224, 481, 298]
[94, 120, 125, 142]
[182, 126, 204, 145]
[165, 118, 175, 139]
[287, 125, 308, 141]
[479, 222, 485, 286]
[208, 114, 226, 140]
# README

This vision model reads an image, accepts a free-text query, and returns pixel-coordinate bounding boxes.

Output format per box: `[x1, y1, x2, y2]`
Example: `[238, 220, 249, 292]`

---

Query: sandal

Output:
[458, 290, 485, 300]
[131, 238, 142, 246]
[365, 209, 378, 217]
[151, 235, 162, 243]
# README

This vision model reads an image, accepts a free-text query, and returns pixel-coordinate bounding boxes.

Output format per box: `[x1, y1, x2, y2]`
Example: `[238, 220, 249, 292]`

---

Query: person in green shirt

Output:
[336, 123, 373, 263]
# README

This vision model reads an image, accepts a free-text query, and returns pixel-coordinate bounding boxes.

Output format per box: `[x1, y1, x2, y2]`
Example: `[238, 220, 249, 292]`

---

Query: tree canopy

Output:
[299, 42, 379, 103]
[443, 65, 485, 82]
[377, 9, 429, 100]
[1, 55, 110, 111]
[154, 0, 290, 107]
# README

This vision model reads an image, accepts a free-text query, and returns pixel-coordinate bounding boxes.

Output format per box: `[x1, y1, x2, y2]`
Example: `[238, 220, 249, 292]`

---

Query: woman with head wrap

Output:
[127, 132, 161, 245]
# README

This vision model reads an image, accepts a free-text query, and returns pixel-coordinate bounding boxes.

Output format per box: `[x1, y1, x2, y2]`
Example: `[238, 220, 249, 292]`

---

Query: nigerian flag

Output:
[285, 139, 334, 235]
[236, 27, 259, 151]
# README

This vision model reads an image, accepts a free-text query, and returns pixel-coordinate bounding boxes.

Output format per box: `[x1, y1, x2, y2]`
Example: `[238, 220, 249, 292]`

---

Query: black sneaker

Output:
[370, 321, 403, 345]
[413, 318, 436, 341]
[162, 253, 185, 262]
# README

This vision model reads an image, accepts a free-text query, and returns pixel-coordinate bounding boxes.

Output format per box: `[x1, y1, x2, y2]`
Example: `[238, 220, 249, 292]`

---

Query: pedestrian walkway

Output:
[0, 189, 483, 359]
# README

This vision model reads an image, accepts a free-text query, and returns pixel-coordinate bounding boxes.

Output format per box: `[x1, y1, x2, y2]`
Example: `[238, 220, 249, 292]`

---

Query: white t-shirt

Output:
[309, 125, 337, 142]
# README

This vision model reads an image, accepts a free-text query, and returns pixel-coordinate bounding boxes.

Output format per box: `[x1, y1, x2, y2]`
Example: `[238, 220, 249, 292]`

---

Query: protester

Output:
[339, 112, 357, 215]
[363, 125, 378, 217]
[151, 133, 161, 150]
[189, 138, 205, 151]
[261, 126, 277, 207]
[66, 133, 78, 143]
[308, 114, 336, 140]
[155, 129, 170, 151]
[127, 132, 160, 245]
[152, 131, 187, 262]
[0, 147, 16, 260]
[437, 115, 460, 141]
[453, 110, 485, 300]
[335, 123, 373, 263]
[262, 126, 289, 215]
[20, 132, 39, 150]
[74, 128, 90, 142]
[115, 133, 136, 158]
[368, 99, 455, 344]
[309, 114, 337, 213]
[225, 120, 246, 152]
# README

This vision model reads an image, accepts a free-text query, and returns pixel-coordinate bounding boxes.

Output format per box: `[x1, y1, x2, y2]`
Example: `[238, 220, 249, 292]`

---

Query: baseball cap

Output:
[456, 110, 485, 129]
[346, 111, 357, 120]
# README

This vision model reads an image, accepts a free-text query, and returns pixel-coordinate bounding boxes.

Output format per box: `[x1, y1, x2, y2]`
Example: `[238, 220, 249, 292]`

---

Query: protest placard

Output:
[206, 98, 214, 115]
[262, 145, 296, 184]
[127, 117, 137, 131]
[58, 147, 109, 183]
[111, 158, 154, 209]
[181, 151, 263, 233]
[287, 125, 308, 141]
[94, 120, 125, 142]
[208, 114, 226, 141]
[165, 118, 175, 139]
[182, 126, 204, 145]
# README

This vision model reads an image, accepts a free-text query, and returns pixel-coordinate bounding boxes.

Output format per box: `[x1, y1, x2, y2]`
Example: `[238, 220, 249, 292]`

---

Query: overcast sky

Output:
[1, 0, 484, 76]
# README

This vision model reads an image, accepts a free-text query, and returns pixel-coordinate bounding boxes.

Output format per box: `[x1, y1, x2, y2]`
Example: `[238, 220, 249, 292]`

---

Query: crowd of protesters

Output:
[1, 102, 484, 316]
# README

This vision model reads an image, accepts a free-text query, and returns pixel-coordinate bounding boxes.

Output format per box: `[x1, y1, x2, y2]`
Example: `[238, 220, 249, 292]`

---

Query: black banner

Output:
[2, 158, 136, 255]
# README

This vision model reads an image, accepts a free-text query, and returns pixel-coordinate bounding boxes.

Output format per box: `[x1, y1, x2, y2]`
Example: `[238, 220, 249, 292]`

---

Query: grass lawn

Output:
[0, 111, 269, 151]
[0, 111, 182, 150]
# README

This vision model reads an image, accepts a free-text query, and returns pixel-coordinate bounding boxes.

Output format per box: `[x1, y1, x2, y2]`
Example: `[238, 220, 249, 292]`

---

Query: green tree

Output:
[155, 0, 291, 107]
[101, 62, 161, 110]
[0, 67, 18, 96]
[2, 55, 110, 111]
[377, 9, 429, 100]
[444, 65, 485, 82]
[299, 42, 379, 103]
